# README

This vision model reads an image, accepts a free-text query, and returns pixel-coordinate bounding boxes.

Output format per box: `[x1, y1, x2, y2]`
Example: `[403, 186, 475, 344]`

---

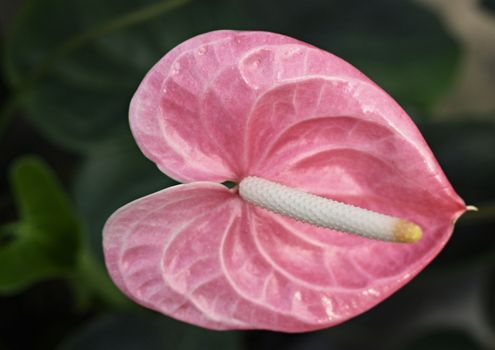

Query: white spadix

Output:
[239, 176, 422, 243]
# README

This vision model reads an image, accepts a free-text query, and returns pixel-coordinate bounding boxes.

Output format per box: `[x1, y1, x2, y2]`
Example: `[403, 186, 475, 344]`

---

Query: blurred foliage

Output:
[0, 157, 128, 310]
[0, 157, 81, 293]
[418, 0, 495, 118]
[420, 121, 495, 204]
[483, 0, 495, 11]
[488, 268, 495, 331]
[0, 0, 494, 349]
[58, 313, 241, 350]
[74, 137, 177, 257]
[2, 0, 459, 152]
[402, 329, 483, 350]
[243, 0, 460, 114]
[2, 0, 247, 151]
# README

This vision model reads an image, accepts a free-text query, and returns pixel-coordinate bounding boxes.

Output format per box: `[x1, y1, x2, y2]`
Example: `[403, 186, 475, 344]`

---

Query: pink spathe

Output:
[103, 30, 466, 331]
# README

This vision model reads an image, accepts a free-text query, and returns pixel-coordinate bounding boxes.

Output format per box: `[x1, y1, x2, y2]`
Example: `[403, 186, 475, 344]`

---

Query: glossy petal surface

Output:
[130, 30, 368, 182]
[104, 183, 319, 331]
[106, 31, 466, 331]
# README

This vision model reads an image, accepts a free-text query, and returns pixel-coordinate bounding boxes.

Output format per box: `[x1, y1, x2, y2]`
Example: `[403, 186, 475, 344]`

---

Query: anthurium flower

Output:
[103, 30, 467, 332]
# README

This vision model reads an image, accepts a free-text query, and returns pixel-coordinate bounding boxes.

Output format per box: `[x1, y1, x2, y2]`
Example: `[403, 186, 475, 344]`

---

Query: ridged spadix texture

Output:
[103, 30, 466, 332]
[239, 177, 422, 243]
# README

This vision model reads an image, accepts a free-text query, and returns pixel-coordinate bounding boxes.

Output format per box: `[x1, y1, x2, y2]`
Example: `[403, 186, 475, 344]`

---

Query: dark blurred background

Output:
[1, 0, 495, 349]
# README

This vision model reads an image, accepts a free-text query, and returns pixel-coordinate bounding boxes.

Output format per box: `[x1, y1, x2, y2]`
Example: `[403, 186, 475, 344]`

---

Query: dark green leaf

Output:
[58, 313, 242, 350]
[10, 156, 81, 263]
[0, 225, 66, 291]
[3, 0, 248, 151]
[0, 156, 82, 293]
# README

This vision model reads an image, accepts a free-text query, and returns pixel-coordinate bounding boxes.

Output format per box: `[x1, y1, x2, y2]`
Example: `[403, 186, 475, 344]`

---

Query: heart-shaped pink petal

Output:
[105, 30, 467, 332]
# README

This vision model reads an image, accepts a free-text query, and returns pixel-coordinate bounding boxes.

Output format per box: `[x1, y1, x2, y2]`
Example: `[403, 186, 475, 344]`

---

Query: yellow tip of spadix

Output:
[393, 220, 423, 243]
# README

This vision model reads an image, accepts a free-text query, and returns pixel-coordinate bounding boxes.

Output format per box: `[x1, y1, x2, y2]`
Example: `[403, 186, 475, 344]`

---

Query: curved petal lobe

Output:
[129, 30, 304, 183]
[104, 183, 323, 331]
[130, 30, 373, 183]
[103, 182, 239, 329]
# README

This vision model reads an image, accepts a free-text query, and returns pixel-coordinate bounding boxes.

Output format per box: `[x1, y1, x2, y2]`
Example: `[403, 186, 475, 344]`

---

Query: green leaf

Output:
[0, 156, 82, 293]
[2, 0, 248, 151]
[10, 156, 81, 263]
[0, 224, 65, 291]
[74, 136, 177, 257]
[58, 313, 242, 350]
